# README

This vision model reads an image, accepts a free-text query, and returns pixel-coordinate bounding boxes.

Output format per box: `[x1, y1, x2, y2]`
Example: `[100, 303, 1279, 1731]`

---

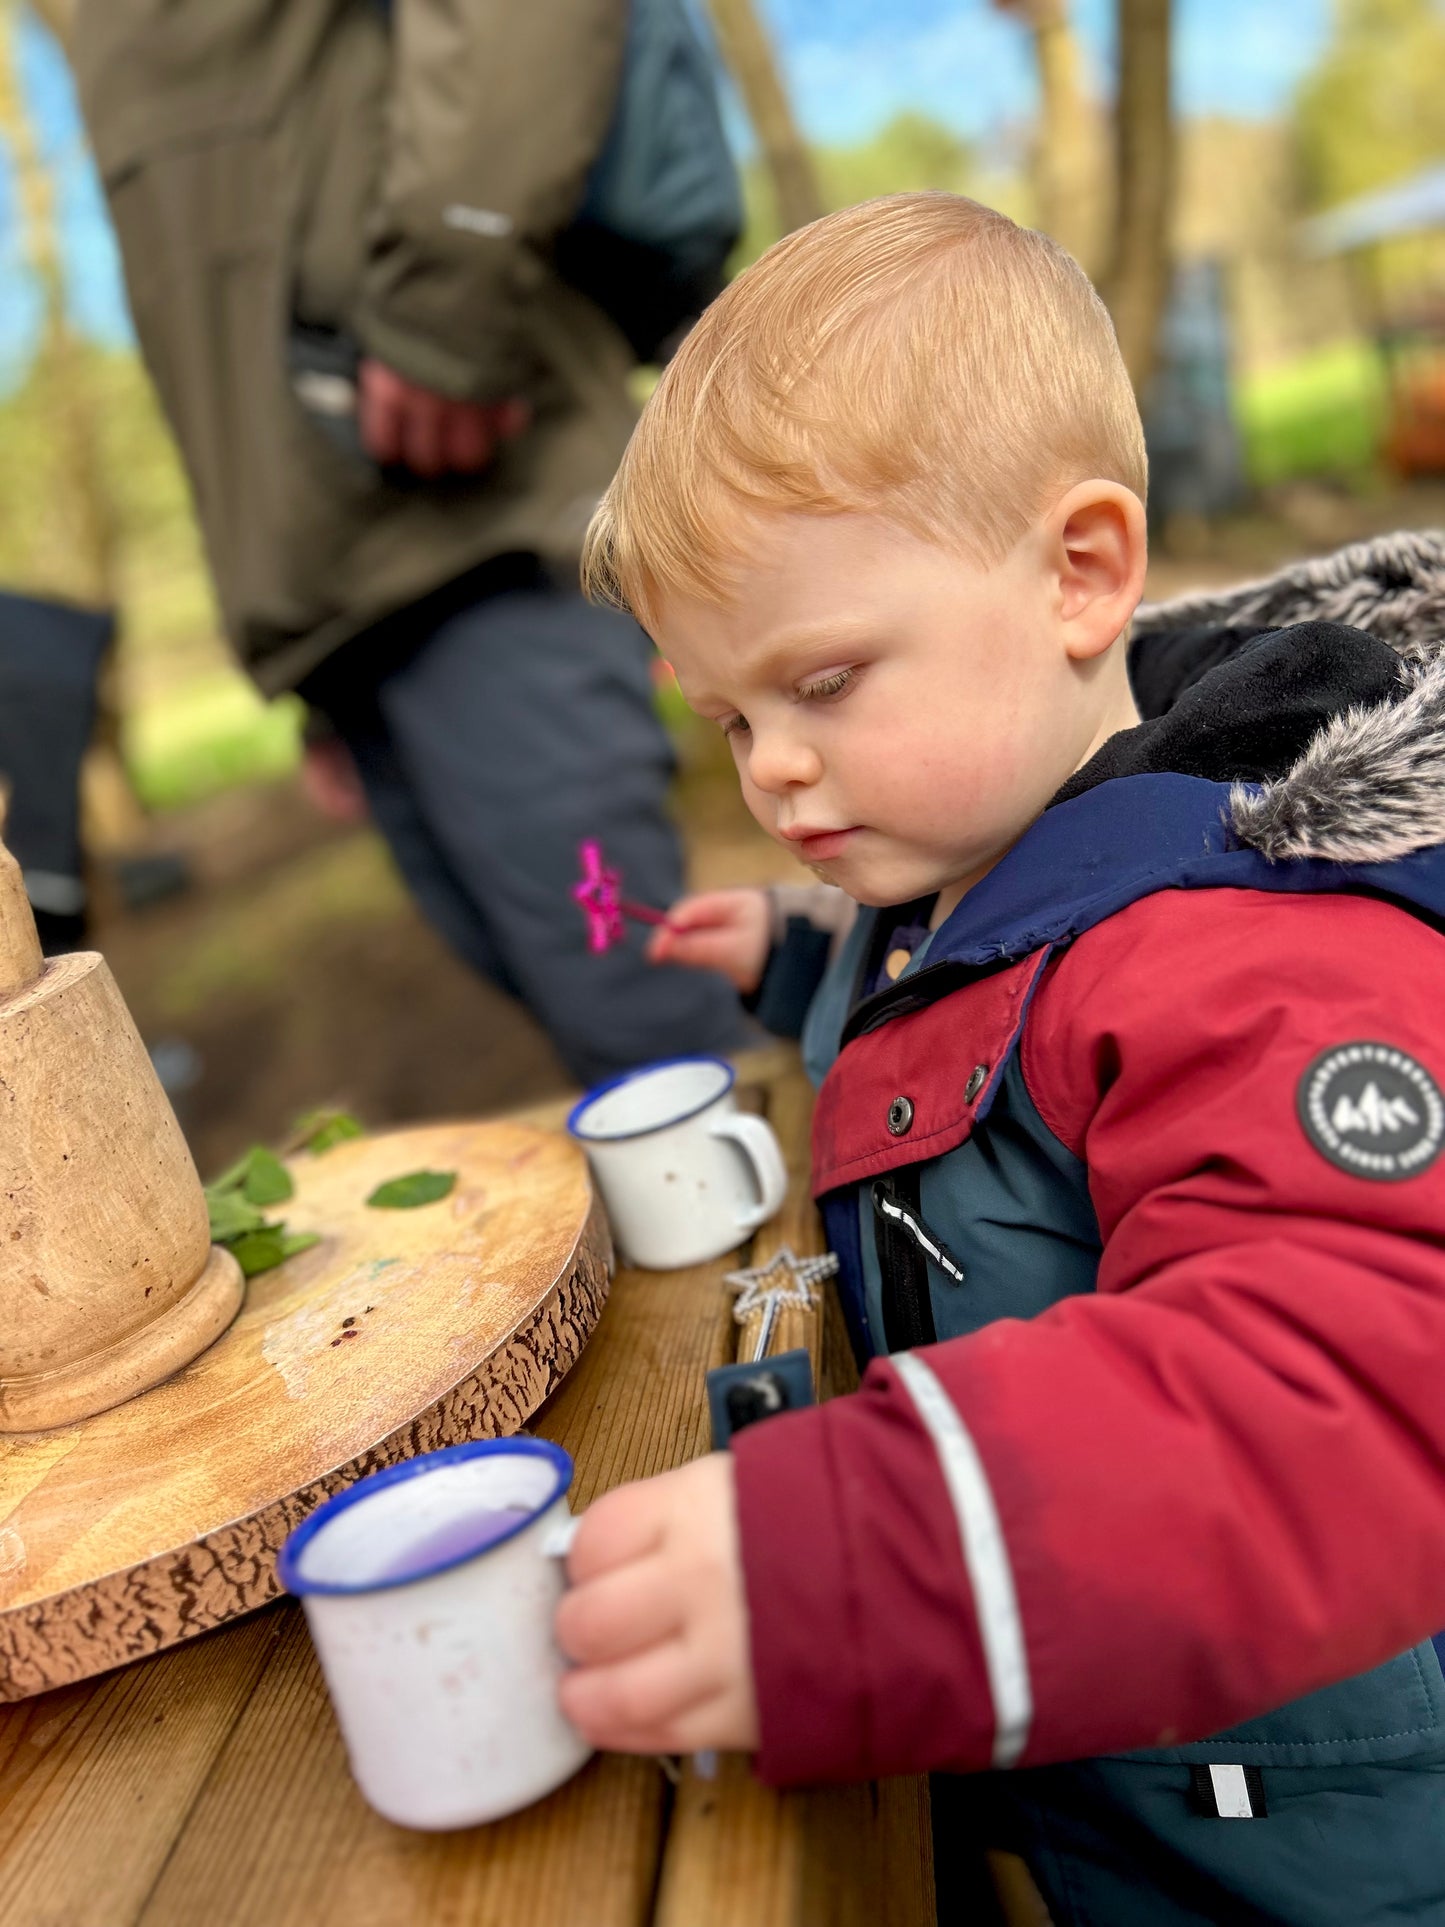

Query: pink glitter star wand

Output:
[572, 839, 678, 955]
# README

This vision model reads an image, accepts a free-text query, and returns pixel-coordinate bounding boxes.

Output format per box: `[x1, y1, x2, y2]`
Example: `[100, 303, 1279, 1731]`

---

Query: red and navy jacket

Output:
[730, 577, 1445, 1876]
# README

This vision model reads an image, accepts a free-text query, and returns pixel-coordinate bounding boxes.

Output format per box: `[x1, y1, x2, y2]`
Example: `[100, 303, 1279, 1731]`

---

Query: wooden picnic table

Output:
[0, 1045, 935, 1927]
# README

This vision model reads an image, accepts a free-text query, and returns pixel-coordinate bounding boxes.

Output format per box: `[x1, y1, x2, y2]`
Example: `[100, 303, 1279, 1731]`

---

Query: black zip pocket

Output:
[871, 1175, 965, 1350]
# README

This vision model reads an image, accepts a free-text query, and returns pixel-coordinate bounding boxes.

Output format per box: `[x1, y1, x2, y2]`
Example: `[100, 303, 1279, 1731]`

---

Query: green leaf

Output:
[206, 1150, 253, 1196]
[216, 1224, 320, 1278]
[240, 1147, 293, 1207]
[366, 1169, 457, 1210]
[206, 1189, 267, 1244]
[224, 1228, 287, 1278]
[206, 1145, 294, 1206]
[296, 1109, 366, 1155]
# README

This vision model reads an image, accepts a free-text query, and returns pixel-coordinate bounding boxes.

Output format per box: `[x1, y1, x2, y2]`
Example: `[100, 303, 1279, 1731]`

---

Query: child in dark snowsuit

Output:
[552, 192, 1445, 1926]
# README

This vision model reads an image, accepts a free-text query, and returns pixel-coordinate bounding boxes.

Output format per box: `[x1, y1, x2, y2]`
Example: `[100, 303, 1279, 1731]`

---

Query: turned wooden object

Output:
[0, 837, 243, 1431]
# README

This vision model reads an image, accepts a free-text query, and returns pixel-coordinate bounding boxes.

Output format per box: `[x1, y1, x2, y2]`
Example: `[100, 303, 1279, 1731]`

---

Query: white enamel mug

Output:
[567, 1055, 788, 1269]
[279, 1438, 590, 1831]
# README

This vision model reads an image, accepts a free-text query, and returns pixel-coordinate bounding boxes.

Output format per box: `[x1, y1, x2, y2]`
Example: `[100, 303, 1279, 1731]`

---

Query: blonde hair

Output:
[582, 192, 1146, 630]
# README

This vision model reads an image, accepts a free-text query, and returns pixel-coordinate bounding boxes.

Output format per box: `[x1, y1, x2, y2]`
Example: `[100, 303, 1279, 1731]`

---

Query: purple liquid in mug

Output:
[371, 1505, 531, 1584]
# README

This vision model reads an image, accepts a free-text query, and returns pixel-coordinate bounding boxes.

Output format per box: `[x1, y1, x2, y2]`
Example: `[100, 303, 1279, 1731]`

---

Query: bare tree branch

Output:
[24, 0, 73, 59]
[704, 0, 824, 236]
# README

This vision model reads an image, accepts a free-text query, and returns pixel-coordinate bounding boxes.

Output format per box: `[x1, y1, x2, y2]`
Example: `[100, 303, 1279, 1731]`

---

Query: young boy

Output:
[553, 193, 1445, 1924]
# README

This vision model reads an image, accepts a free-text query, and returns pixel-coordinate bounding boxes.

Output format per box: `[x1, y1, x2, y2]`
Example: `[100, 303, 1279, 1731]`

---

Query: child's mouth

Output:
[793, 828, 859, 863]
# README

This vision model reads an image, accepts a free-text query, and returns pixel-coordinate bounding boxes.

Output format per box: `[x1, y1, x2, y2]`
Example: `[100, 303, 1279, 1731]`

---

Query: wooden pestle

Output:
[0, 843, 42, 1000]
[0, 835, 243, 1431]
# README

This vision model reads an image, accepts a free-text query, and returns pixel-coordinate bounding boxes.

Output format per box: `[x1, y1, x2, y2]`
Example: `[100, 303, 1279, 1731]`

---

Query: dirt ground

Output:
[94, 479, 1445, 1178]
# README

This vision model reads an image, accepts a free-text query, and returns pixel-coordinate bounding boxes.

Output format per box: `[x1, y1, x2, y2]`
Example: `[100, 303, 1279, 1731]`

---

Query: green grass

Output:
[1236, 339, 1390, 486]
[124, 676, 304, 811]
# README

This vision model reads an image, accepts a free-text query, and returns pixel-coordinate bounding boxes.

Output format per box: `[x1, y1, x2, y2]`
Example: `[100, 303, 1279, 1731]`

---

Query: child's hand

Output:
[646, 889, 771, 994]
[554, 1454, 759, 1755]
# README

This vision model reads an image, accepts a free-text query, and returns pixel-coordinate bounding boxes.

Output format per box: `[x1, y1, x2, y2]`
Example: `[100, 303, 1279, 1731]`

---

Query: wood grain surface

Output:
[0, 1121, 610, 1699]
[0, 1053, 936, 1927]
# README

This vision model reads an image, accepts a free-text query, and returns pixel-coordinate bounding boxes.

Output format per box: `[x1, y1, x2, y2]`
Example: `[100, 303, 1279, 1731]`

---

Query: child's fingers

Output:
[558, 1638, 716, 1747]
[662, 932, 739, 971]
[665, 892, 741, 932]
[646, 927, 750, 985]
[592, 1688, 755, 1758]
[645, 925, 679, 965]
[554, 1555, 684, 1665]
[566, 1482, 667, 1584]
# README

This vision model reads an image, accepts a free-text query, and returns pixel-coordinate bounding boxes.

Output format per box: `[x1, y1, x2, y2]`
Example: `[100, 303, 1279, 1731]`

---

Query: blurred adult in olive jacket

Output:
[74, 0, 744, 1082]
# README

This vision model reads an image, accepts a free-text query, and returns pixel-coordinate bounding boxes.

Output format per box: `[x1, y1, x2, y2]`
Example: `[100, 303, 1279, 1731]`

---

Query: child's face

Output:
[657, 508, 1141, 910]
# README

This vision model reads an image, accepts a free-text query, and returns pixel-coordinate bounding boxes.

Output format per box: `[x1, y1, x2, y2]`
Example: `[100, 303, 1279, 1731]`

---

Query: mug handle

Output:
[542, 1508, 719, 1780]
[542, 1514, 581, 1560]
[709, 1113, 789, 1231]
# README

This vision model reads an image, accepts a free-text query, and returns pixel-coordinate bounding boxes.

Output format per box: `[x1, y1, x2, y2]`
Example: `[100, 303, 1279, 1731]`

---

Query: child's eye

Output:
[797, 668, 856, 703]
[721, 713, 750, 738]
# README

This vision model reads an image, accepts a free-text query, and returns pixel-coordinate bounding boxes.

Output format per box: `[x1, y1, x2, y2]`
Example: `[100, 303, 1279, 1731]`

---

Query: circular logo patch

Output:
[1298, 1042, 1445, 1181]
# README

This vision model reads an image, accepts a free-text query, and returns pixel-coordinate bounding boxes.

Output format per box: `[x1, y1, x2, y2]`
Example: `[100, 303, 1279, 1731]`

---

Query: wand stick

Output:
[619, 898, 673, 929]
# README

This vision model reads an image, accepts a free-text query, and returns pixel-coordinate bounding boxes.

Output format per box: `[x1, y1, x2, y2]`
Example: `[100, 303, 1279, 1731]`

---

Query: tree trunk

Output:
[995, 0, 1100, 270]
[1100, 0, 1174, 395]
[1031, 0, 1098, 264]
[704, 0, 825, 236]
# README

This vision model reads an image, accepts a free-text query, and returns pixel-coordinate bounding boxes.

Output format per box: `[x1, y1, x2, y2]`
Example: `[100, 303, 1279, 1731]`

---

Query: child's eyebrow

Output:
[680, 620, 880, 710]
[743, 621, 879, 682]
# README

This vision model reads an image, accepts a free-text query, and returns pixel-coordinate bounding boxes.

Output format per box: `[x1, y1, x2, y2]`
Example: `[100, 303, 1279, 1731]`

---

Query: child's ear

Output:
[1047, 482, 1148, 663]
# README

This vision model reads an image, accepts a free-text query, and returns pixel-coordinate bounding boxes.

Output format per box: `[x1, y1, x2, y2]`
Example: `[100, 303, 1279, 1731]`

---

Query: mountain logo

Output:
[1331, 1084, 1419, 1136]
[1299, 1043, 1444, 1182]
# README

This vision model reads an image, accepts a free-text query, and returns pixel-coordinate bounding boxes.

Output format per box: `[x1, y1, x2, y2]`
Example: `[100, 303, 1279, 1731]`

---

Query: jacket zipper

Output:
[871, 1174, 965, 1350]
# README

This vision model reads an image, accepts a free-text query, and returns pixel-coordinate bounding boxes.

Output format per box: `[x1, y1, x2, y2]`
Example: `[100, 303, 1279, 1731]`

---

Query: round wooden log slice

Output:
[0, 1121, 611, 1700]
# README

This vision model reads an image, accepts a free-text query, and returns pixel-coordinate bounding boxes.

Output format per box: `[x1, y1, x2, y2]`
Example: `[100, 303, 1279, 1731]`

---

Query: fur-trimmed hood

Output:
[1133, 530, 1445, 865]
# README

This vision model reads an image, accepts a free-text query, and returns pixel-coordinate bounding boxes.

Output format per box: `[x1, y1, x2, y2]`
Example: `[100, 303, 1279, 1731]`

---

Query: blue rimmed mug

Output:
[280, 1438, 590, 1830]
[567, 1055, 787, 1269]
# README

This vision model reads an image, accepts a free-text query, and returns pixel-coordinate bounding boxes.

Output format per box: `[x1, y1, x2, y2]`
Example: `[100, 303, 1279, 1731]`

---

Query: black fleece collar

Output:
[1055, 620, 1404, 807]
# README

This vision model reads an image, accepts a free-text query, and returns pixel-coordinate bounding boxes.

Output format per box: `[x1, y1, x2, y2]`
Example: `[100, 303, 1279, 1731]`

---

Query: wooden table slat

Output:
[0, 1610, 284, 1927]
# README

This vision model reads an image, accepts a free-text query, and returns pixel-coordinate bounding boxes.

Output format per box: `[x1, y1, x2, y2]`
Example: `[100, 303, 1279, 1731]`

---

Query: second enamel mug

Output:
[567, 1055, 788, 1268]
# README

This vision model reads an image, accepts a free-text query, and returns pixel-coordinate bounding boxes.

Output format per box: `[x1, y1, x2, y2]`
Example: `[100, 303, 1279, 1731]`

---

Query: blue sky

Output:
[773, 0, 1328, 144]
[1, 0, 1329, 381]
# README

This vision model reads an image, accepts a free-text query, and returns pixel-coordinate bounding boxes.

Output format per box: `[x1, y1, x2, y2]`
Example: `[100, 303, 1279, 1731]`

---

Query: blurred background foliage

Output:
[1, 0, 1443, 814]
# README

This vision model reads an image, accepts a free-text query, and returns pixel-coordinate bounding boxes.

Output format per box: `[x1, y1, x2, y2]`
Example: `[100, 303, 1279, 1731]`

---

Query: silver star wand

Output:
[724, 1246, 840, 1360]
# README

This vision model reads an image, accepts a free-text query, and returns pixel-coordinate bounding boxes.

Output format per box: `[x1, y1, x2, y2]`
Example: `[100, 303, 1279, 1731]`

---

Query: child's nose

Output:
[747, 729, 822, 794]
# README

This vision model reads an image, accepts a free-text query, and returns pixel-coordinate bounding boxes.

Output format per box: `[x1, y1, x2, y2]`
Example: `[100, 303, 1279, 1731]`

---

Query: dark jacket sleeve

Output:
[733, 888, 1445, 1784]
[353, 0, 629, 399]
[746, 886, 858, 1038]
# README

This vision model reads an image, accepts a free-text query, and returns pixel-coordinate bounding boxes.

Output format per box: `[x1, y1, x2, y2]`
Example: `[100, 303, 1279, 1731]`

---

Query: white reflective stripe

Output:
[876, 1195, 966, 1284]
[893, 1351, 1032, 1767]
[1209, 1764, 1255, 1819]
